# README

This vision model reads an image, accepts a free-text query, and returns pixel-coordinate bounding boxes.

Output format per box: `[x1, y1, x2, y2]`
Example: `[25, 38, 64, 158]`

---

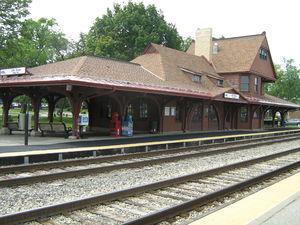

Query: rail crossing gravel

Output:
[1, 139, 300, 216]
[161, 169, 300, 225]
[21, 152, 300, 224]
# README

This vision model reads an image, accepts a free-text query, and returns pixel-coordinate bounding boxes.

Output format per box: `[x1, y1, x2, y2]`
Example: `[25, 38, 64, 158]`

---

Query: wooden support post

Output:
[1, 96, 13, 128]
[69, 94, 83, 139]
[272, 110, 276, 128]
[0, 94, 13, 134]
[48, 98, 55, 123]
[32, 97, 41, 132]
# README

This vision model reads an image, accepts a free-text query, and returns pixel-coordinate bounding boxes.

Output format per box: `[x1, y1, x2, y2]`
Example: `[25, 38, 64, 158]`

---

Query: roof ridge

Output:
[156, 50, 167, 81]
[86, 55, 141, 66]
[214, 33, 265, 41]
[151, 43, 188, 55]
[189, 33, 265, 43]
[71, 56, 88, 75]
[151, 42, 215, 63]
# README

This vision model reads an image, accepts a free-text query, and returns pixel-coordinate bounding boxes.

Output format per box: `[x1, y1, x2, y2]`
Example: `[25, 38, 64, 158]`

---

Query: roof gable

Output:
[140, 43, 221, 79]
[187, 33, 276, 79]
[212, 34, 265, 73]
[213, 87, 248, 103]
[132, 43, 230, 96]
[249, 37, 276, 80]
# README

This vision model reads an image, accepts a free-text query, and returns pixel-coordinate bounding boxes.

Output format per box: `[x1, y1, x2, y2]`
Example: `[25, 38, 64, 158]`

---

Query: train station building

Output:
[0, 28, 299, 138]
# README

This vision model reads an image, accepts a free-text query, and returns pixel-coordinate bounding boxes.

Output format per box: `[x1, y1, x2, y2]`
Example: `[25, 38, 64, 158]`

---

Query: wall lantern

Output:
[66, 84, 72, 91]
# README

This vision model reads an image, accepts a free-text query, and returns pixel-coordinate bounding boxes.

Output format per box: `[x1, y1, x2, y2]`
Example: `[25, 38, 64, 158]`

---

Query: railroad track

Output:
[1, 147, 299, 225]
[0, 133, 299, 187]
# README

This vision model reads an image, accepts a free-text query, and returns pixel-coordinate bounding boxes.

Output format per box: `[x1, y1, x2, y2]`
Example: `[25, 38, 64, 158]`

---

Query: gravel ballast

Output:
[1, 139, 300, 216]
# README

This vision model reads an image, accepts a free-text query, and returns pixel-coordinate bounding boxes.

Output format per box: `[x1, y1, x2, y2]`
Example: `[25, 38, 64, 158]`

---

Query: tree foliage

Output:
[3, 18, 69, 67]
[180, 36, 193, 52]
[84, 2, 183, 61]
[67, 33, 88, 58]
[0, 1, 69, 68]
[0, 0, 31, 47]
[265, 59, 300, 103]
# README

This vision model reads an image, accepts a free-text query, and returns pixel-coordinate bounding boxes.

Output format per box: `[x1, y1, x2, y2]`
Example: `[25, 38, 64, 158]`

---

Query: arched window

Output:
[208, 105, 219, 130]
[127, 104, 133, 116]
[240, 106, 248, 122]
[139, 101, 148, 118]
[192, 105, 202, 121]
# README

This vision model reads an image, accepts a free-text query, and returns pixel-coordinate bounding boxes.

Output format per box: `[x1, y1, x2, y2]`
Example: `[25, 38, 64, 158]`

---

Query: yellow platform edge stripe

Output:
[190, 172, 300, 225]
[0, 129, 299, 158]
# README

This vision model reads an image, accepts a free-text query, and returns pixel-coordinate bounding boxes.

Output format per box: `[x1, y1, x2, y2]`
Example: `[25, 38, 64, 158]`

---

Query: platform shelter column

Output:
[68, 95, 83, 139]
[31, 96, 42, 133]
[0, 95, 13, 134]
[47, 96, 55, 123]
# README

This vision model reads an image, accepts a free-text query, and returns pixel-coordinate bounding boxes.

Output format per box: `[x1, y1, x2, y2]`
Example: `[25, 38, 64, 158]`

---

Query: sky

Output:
[29, 0, 300, 65]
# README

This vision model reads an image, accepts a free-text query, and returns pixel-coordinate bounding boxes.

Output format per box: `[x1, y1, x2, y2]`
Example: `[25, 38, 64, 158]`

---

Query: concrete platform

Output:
[0, 129, 269, 153]
[190, 172, 300, 225]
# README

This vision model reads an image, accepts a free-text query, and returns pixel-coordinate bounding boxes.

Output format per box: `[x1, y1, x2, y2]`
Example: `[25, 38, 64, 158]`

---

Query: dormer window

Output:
[218, 79, 224, 86]
[259, 48, 268, 60]
[180, 67, 202, 83]
[192, 75, 201, 83]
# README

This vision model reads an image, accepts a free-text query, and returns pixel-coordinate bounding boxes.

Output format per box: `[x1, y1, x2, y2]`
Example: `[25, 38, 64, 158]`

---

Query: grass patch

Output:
[0, 107, 73, 129]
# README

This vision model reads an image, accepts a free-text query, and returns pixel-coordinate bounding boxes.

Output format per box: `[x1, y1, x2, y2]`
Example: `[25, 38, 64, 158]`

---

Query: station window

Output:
[192, 105, 202, 121]
[240, 106, 248, 122]
[175, 107, 182, 121]
[240, 75, 249, 91]
[259, 48, 268, 60]
[107, 104, 112, 118]
[127, 104, 133, 116]
[254, 77, 260, 93]
[253, 110, 259, 119]
[217, 79, 224, 86]
[139, 101, 148, 119]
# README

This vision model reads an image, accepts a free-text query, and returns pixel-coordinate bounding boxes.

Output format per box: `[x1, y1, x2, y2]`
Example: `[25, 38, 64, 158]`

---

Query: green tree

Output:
[84, 2, 183, 61]
[0, 0, 31, 46]
[0, 0, 32, 66]
[181, 36, 193, 52]
[265, 59, 300, 102]
[2, 18, 69, 68]
[67, 33, 88, 58]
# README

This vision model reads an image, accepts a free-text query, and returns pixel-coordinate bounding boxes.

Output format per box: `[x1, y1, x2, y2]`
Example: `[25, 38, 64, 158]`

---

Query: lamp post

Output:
[24, 103, 29, 146]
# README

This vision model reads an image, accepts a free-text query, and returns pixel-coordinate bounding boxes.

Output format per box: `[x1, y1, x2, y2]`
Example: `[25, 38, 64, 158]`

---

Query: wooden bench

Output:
[51, 123, 71, 138]
[39, 123, 53, 137]
[39, 122, 71, 138]
[7, 122, 19, 134]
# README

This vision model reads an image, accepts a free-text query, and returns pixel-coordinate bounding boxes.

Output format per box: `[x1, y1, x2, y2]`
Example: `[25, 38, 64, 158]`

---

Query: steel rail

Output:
[0, 148, 299, 225]
[124, 161, 300, 225]
[0, 134, 299, 187]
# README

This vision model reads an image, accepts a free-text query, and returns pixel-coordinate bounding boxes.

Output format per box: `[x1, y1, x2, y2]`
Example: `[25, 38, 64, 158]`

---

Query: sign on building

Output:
[224, 92, 240, 100]
[0, 67, 27, 76]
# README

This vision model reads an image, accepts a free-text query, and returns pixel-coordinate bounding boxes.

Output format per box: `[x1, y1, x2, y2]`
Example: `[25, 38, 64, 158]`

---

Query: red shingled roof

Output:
[187, 33, 276, 80]
[0, 42, 298, 109]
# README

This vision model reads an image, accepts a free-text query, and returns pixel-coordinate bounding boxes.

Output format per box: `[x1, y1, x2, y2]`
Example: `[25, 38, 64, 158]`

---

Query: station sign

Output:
[0, 67, 26, 76]
[224, 92, 240, 100]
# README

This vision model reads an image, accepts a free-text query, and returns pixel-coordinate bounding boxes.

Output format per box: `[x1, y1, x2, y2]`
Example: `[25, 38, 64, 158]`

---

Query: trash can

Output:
[150, 121, 158, 133]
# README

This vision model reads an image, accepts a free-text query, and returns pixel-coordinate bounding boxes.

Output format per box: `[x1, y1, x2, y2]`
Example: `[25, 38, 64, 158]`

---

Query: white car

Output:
[285, 118, 300, 127]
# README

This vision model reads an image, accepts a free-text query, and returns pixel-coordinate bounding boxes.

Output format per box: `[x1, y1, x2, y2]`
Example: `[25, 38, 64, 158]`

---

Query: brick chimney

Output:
[195, 28, 213, 62]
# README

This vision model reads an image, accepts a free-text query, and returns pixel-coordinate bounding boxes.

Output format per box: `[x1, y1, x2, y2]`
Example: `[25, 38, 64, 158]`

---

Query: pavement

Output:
[259, 193, 300, 225]
[0, 129, 267, 153]
[190, 172, 300, 225]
